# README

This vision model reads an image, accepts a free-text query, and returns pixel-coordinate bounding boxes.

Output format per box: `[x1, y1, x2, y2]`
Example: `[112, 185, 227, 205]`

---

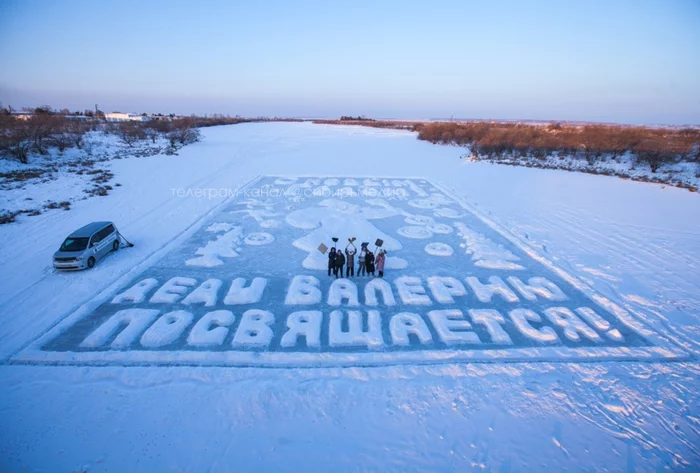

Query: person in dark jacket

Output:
[366, 250, 375, 276]
[335, 249, 345, 278]
[328, 248, 337, 277]
[345, 245, 356, 277]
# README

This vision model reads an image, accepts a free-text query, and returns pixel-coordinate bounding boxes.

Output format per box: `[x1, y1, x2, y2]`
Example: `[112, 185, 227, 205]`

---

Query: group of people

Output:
[327, 242, 386, 279]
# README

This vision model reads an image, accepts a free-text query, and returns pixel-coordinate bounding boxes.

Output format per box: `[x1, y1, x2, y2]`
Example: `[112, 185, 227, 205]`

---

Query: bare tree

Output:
[167, 118, 201, 146]
[50, 129, 74, 152]
[65, 120, 87, 148]
[115, 122, 146, 147]
[634, 139, 673, 173]
[144, 126, 160, 144]
[34, 105, 53, 115]
[0, 116, 34, 163]
[29, 115, 58, 155]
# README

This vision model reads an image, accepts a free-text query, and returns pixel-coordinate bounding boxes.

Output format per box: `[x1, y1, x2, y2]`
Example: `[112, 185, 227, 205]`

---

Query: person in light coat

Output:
[358, 245, 367, 276]
[375, 250, 386, 277]
[345, 245, 356, 277]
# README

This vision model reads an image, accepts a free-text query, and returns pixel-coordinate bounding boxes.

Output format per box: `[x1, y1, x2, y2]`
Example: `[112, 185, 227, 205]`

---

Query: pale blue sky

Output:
[0, 0, 698, 124]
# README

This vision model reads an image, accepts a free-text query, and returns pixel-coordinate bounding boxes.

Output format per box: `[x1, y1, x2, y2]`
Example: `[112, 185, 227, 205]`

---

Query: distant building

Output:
[11, 111, 33, 121]
[8, 112, 93, 121]
[149, 114, 173, 122]
[105, 112, 151, 122]
[64, 115, 93, 121]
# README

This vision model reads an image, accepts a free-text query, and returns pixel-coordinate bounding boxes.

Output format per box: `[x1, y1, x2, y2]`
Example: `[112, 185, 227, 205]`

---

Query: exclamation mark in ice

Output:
[575, 307, 624, 341]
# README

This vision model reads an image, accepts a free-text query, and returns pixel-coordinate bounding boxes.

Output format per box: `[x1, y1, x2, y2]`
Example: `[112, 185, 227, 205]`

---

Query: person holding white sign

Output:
[345, 241, 357, 277]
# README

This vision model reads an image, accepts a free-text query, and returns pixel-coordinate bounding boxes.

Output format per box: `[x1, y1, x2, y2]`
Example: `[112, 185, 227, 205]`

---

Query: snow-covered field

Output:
[467, 151, 700, 192]
[0, 130, 173, 219]
[0, 122, 698, 472]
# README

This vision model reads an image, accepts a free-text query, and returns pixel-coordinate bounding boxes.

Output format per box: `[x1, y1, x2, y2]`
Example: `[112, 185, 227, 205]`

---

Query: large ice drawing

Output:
[287, 198, 408, 270]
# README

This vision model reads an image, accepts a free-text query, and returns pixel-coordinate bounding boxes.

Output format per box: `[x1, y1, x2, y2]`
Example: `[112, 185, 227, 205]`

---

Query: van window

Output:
[92, 228, 106, 244]
[94, 225, 112, 242]
[60, 237, 89, 252]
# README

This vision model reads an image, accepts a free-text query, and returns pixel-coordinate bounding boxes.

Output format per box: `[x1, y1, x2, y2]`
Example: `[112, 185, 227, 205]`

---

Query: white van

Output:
[53, 221, 120, 270]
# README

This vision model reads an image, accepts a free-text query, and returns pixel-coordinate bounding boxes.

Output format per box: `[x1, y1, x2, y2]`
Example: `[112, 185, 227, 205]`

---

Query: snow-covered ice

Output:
[1, 122, 699, 471]
[19, 172, 660, 365]
[425, 242, 454, 256]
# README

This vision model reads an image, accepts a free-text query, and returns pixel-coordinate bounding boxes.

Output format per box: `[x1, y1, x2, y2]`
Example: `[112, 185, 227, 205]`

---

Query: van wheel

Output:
[87, 257, 96, 269]
[112, 240, 120, 251]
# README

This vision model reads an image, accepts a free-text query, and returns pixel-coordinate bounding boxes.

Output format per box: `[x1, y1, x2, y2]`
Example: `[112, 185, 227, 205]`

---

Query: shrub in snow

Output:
[167, 119, 201, 146]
